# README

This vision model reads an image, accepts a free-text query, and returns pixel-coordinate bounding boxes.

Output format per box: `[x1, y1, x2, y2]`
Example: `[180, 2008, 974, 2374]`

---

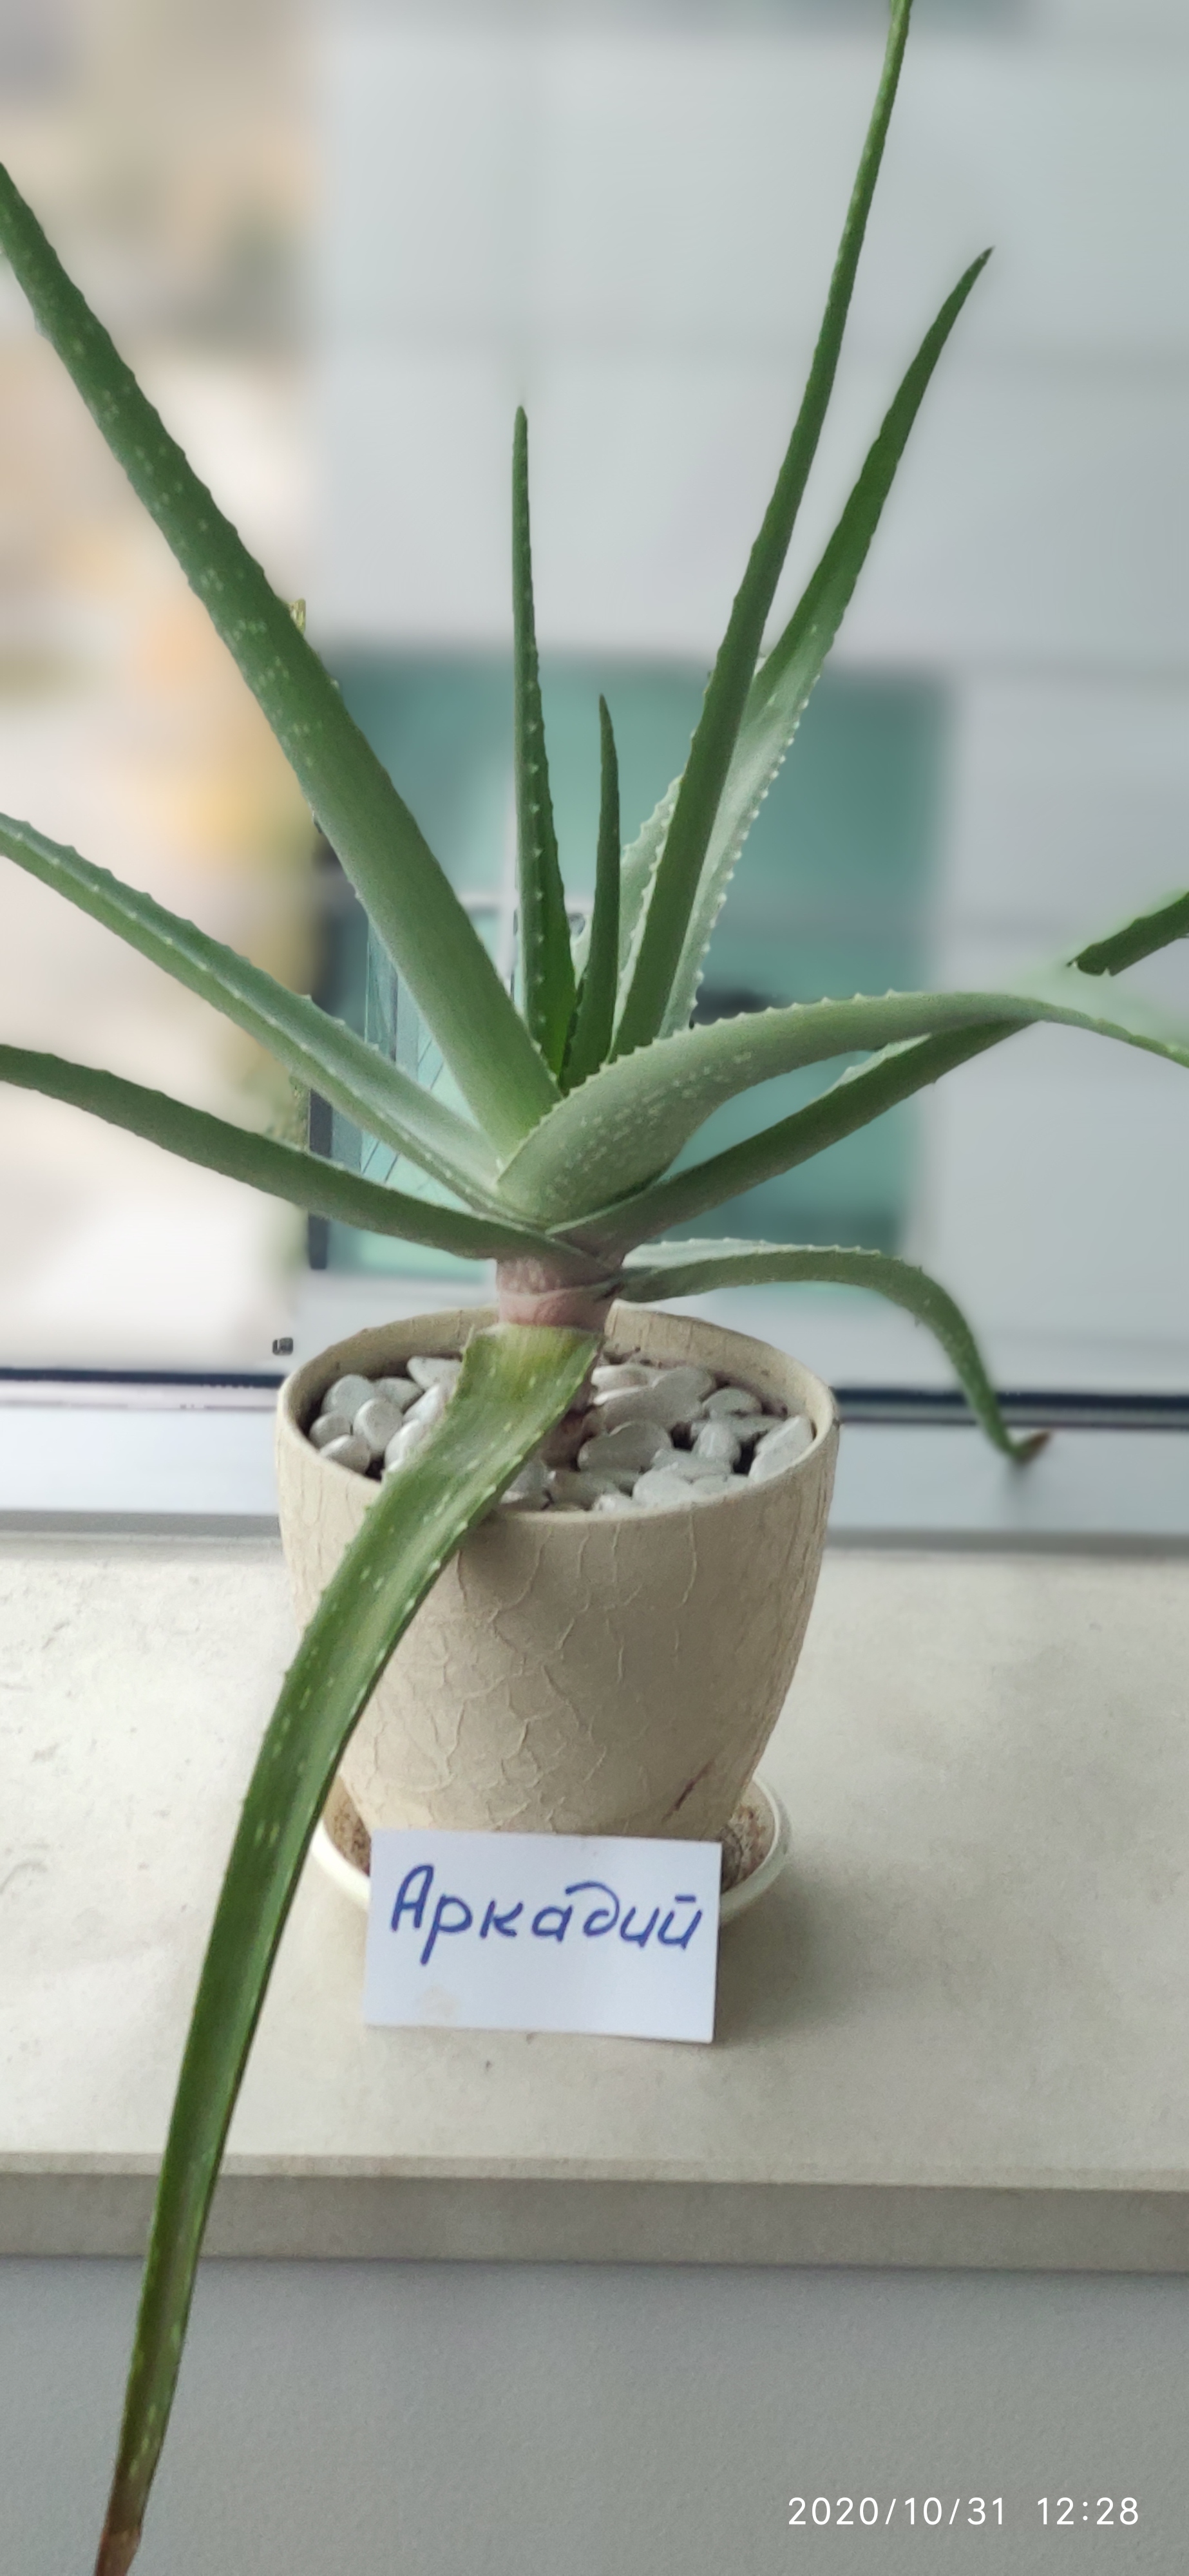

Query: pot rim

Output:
[276, 1301, 839, 1522]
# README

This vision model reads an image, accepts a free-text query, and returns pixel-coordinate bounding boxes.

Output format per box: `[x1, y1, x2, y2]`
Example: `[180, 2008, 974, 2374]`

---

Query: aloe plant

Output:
[1, 3, 1187, 2565]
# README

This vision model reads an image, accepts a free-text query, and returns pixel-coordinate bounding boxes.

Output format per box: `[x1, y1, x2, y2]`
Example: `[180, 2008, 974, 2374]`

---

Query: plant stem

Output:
[495, 1257, 620, 1332]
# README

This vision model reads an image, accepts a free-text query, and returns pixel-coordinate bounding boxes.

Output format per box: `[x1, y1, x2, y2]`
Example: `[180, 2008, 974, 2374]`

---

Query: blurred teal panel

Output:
[322, 654, 946, 1271]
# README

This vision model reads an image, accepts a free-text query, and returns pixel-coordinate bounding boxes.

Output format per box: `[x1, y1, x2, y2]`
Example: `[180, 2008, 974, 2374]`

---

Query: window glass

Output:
[312, 0, 1189, 1392]
[3, 0, 1187, 1405]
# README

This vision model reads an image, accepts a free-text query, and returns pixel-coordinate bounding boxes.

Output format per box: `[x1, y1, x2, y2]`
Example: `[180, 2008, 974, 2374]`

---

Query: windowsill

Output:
[3, 1538, 1188, 2271]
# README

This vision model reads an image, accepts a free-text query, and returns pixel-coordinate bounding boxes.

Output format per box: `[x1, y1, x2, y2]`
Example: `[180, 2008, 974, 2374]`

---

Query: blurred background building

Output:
[1, 0, 1186, 1391]
[0, 0, 312, 1365]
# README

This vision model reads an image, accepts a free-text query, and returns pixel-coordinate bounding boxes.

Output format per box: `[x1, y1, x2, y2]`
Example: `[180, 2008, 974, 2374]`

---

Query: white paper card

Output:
[363, 1830, 721, 2042]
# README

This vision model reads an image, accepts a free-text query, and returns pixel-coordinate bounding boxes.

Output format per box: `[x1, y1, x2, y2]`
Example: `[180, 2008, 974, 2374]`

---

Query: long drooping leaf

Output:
[659, 251, 991, 1037]
[620, 1239, 1038, 1461]
[0, 164, 556, 1155]
[565, 697, 622, 1089]
[582, 887, 1189, 1247]
[0, 811, 502, 1205]
[613, 0, 915, 1059]
[513, 409, 575, 1070]
[502, 967, 1189, 1226]
[0, 1048, 582, 1266]
[95, 1322, 596, 2576]
[1073, 887, 1189, 980]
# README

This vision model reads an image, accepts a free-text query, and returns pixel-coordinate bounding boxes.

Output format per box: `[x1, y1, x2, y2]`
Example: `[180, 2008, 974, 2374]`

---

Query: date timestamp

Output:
[786, 2496, 1141, 2532]
[788, 2500, 1004, 2528]
[1038, 2499, 1139, 2526]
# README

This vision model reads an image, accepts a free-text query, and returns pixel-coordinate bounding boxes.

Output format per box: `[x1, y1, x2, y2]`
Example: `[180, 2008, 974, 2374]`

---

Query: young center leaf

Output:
[572, 773, 676, 1000]
[513, 410, 576, 1070]
[564, 697, 622, 1089]
[94, 1322, 596, 2576]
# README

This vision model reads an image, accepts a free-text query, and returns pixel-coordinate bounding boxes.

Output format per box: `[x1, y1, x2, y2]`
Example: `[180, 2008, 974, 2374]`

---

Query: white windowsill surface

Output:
[3, 1537, 1188, 2273]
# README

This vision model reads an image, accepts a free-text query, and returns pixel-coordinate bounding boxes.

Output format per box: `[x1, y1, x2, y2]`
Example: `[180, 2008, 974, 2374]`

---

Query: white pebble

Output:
[658, 1449, 735, 1483]
[748, 1415, 815, 1481]
[325, 1373, 374, 1417]
[699, 1383, 764, 1420]
[578, 1421, 674, 1481]
[354, 1396, 411, 1459]
[406, 1380, 450, 1430]
[754, 1401, 799, 1430]
[692, 1420, 742, 1469]
[752, 1407, 810, 1448]
[593, 1364, 716, 1435]
[309, 1410, 352, 1450]
[633, 1466, 734, 1510]
[320, 1434, 371, 1475]
[499, 1457, 548, 1511]
[591, 1488, 643, 1515]
[383, 1417, 433, 1472]
[587, 1387, 667, 1434]
[373, 1375, 421, 1412]
[546, 1468, 622, 1510]
[732, 1412, 777, 1448]
[591, 1361, 655, 1393]
[407, 1354, 462, 1390]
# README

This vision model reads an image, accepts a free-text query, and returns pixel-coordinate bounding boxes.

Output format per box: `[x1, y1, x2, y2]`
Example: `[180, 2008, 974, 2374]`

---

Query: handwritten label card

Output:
[363, 1830, 721, 2043]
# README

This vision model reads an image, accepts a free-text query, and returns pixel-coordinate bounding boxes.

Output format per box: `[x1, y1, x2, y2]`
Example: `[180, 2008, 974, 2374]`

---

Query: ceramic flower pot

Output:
[276, 1301, 837, 1849]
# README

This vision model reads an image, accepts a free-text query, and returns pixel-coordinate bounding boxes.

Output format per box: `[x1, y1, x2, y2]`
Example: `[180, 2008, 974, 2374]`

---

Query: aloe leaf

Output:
[0, 164, 556, 1153]
[565, 698, 622, 1089]
[572, 777, 676, 998]
[500, 968, 1189, 1228]
[583, 1027, 1011, 1249]
[1073, 887, 1189, 979]
[513, 410, 576, 1070]
[613, 0, 915, 1059]
[94, 1321, 596, 2576]
[0, 811, 502, 1204]
[0, 1047, 580, 1265]
[621, 1238, 1038, 1461]
[660, 251, 991, 1037]
[585, 886, 1189, 1245]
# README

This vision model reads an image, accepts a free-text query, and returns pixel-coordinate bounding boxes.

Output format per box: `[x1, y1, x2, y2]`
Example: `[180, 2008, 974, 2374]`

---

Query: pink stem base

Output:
[495, 1258, 619, 1336]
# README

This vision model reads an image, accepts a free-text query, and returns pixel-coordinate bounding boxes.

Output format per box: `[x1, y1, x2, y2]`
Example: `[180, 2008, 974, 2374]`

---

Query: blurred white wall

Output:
[0, 0, 314, 1367]
[316, 0, 1189, 1387]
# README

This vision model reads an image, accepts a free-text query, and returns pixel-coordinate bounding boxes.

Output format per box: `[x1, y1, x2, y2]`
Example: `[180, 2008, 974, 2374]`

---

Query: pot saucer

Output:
[310, 1770, 790, 1927]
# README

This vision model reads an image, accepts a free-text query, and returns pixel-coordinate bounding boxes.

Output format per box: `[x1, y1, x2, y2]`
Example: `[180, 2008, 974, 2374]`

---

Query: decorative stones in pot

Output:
[276, 1302, 837, 1857]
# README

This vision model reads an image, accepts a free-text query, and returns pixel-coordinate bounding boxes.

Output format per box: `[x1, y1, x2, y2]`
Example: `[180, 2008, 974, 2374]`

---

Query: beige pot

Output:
[276, 1301, 837, 1848]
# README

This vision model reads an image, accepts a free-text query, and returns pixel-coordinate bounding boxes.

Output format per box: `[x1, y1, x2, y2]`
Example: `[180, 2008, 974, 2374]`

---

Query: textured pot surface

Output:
[276, 1303, 837, 1844]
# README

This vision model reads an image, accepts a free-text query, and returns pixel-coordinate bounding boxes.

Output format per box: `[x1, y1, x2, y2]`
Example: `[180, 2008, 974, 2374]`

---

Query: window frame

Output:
[4, 1365, 1186, 1544]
